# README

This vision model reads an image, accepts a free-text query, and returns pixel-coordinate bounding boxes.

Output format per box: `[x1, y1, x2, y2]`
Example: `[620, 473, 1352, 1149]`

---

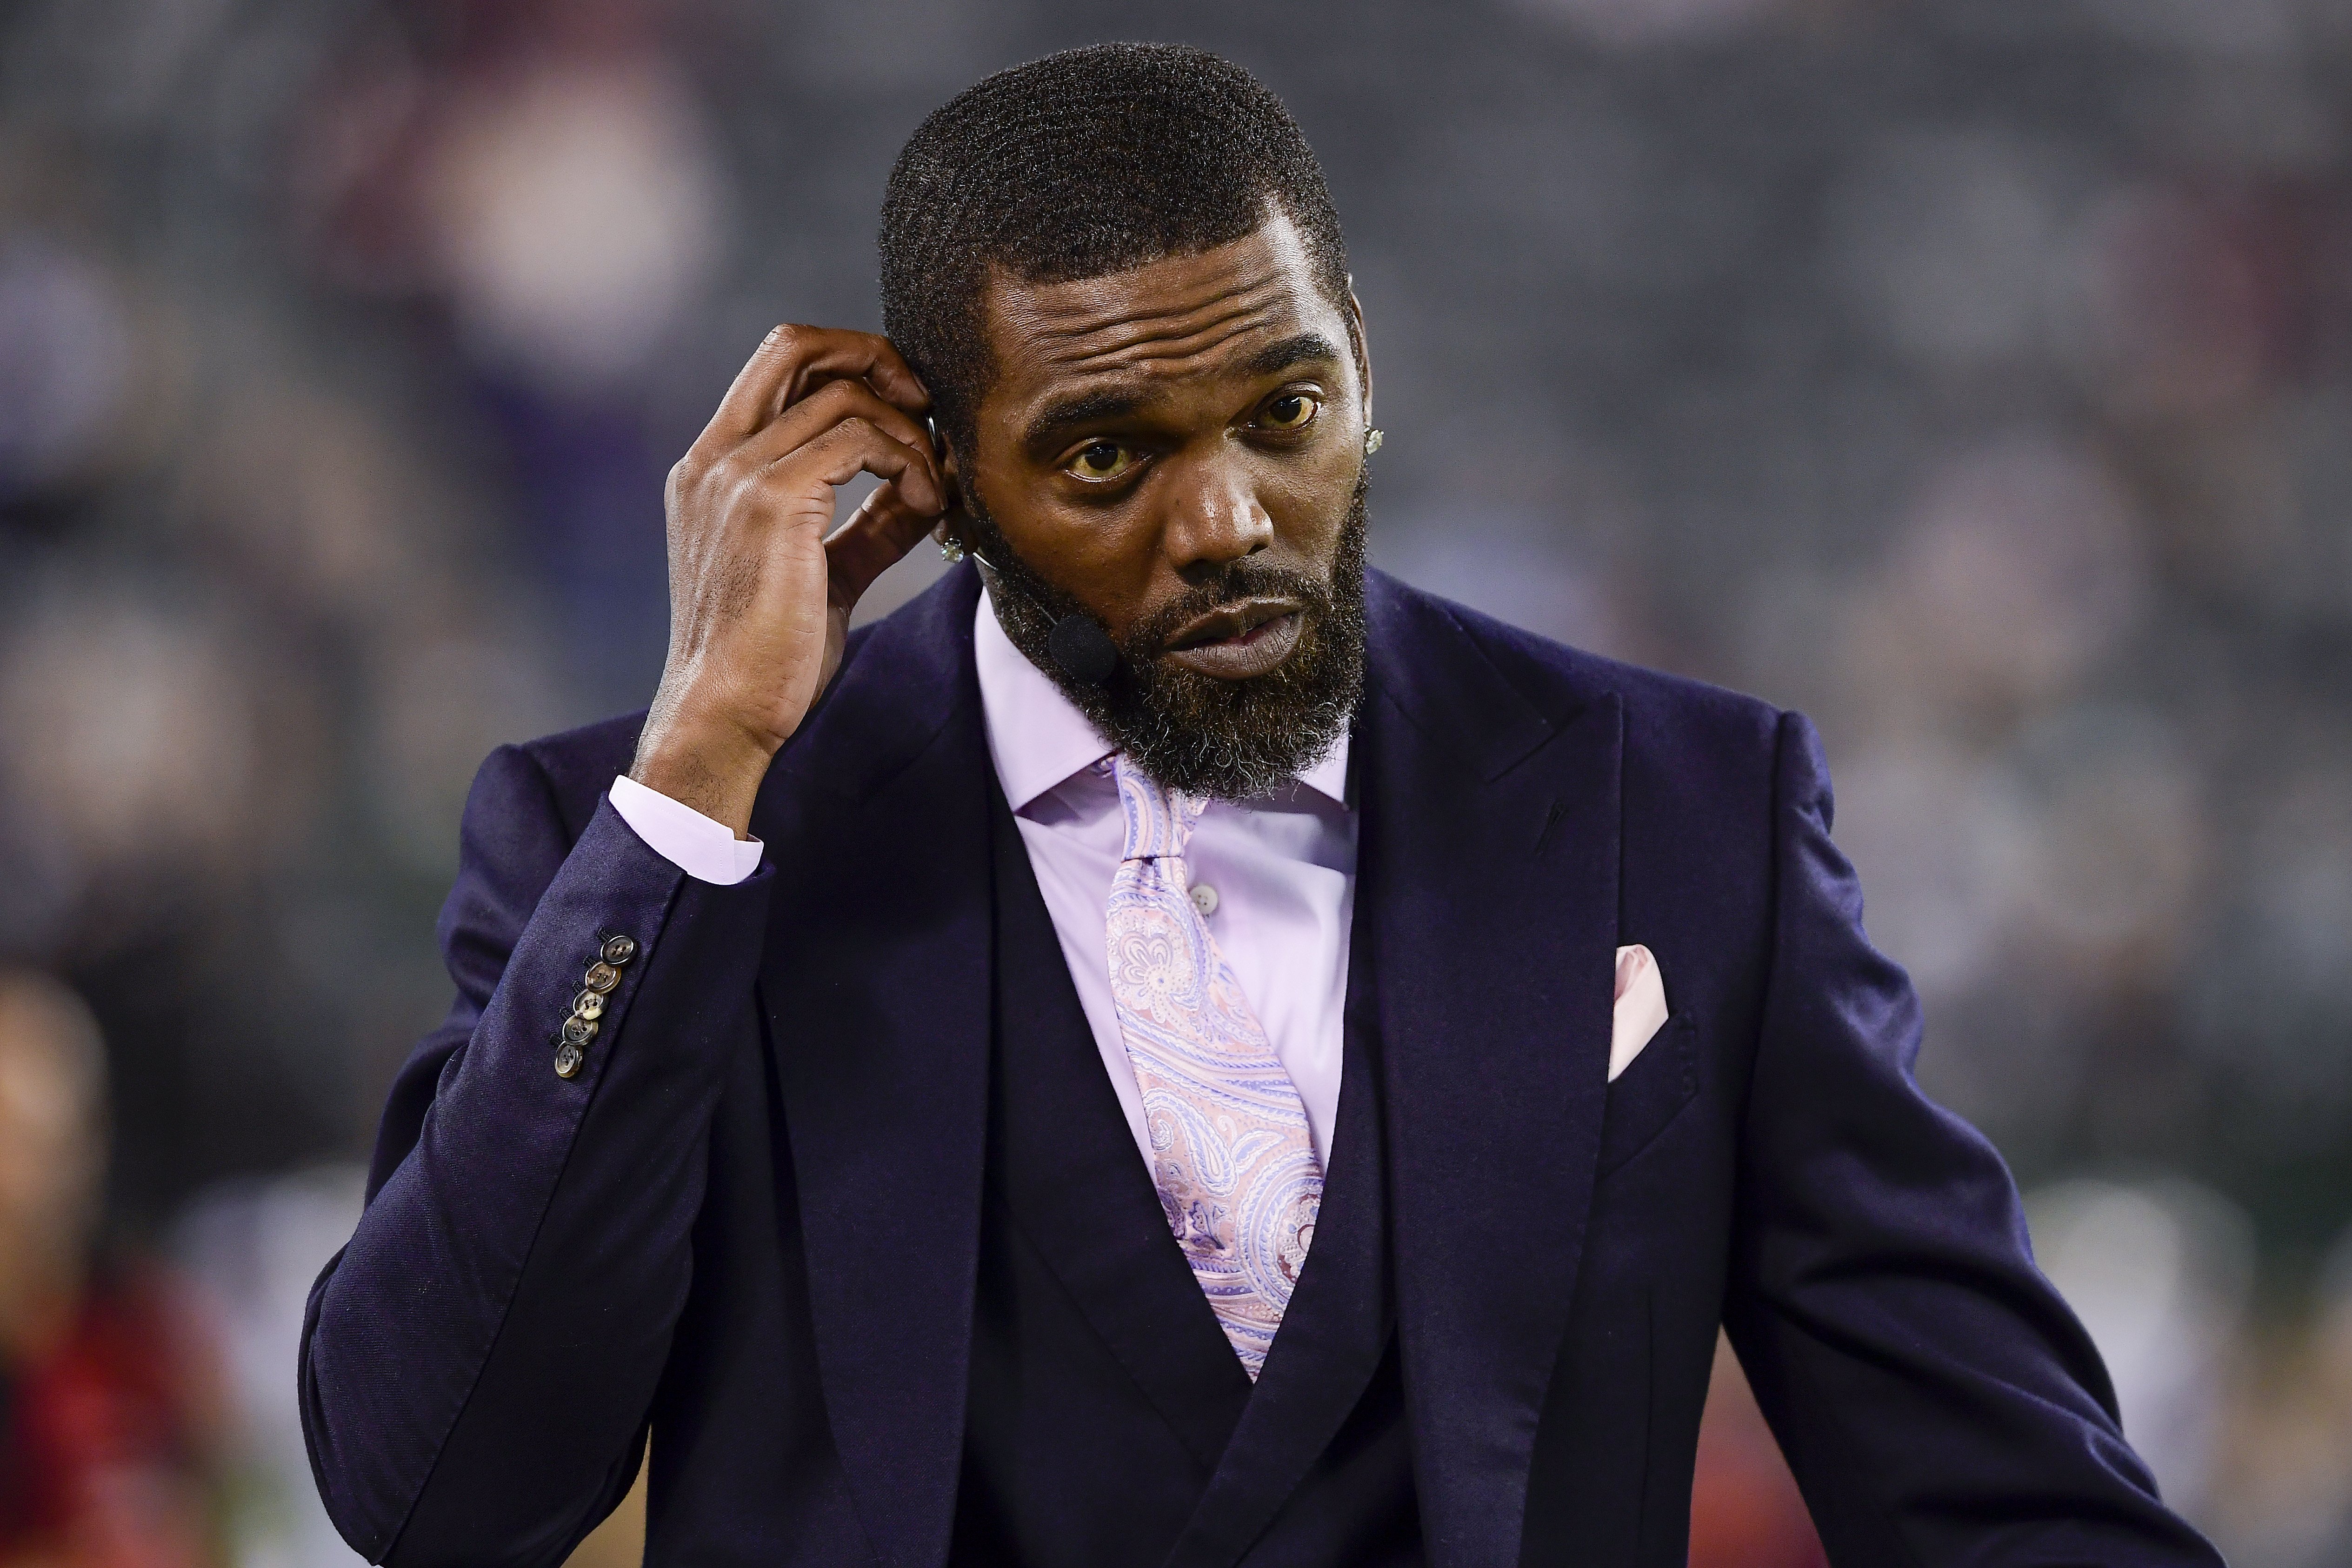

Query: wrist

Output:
[628, 706, 778, 838]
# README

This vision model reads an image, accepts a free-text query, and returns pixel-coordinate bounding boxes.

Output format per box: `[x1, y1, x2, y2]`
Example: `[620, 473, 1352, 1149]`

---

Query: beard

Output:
[964, 475, 1369, 801]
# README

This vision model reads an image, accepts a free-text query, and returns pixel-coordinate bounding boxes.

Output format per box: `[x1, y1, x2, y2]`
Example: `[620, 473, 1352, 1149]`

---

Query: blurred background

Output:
[2, 0, 2349, 1563]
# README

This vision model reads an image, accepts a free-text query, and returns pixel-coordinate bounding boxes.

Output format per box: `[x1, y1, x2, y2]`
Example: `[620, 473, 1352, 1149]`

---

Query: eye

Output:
[1258, 392, 1321, 432]
[1064, 439, 1138, 483]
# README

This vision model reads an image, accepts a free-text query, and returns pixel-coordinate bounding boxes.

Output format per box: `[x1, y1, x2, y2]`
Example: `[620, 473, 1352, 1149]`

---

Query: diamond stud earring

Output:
[1363, 427, 1385, 456]
[939, 536, 967, 564]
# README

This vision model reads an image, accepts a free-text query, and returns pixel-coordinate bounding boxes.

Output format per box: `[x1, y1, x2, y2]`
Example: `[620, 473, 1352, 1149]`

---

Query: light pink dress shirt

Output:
[607, 595, 1358, 1173]
[971, 597, 1355, 1169]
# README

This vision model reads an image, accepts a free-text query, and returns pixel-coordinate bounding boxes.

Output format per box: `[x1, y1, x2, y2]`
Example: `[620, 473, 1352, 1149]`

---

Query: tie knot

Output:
[1113, 754, 1199, 863]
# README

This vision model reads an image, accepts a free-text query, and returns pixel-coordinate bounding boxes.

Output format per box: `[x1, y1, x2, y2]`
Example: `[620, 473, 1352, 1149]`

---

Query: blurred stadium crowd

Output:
[3, 0, 2351, 1564]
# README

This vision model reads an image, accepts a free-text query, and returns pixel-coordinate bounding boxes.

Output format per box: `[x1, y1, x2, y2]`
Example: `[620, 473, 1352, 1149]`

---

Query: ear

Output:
[925, 417, 972, 550]
[939, 441, 966, 512]
[1345, 277, 1374, 432]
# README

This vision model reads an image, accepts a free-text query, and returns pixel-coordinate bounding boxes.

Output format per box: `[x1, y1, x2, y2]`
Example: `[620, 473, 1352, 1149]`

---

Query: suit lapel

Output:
[1356, 573, 1624, 1568]
[753, 567, 994, 1568]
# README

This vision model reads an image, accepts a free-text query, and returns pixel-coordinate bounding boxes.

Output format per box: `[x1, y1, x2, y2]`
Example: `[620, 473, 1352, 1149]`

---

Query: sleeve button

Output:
[554, 1041, 585, 1079]
[601, 934, 638, 965]
[562, 1015, 600, 1047]
[583, 961, 620, 994]
[573, 990, 606, 1021]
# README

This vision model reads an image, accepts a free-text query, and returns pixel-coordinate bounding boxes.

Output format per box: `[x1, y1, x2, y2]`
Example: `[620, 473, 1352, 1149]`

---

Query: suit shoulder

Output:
[506, 709, 649, 842]
[1378, 573, 1784, 761]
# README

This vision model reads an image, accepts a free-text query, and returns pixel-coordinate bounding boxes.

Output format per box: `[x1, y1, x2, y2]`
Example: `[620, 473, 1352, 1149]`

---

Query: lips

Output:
[1160, 597, 1306, 680]
[1164, 596, 1304, 652]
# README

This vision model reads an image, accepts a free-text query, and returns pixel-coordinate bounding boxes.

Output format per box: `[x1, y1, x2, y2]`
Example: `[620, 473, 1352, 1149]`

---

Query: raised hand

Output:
[630, 326, 946, 834]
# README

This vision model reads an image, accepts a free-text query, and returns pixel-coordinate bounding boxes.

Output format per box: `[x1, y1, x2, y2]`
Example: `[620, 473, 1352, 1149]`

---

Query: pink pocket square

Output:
[1610, 944, 1669, 1083]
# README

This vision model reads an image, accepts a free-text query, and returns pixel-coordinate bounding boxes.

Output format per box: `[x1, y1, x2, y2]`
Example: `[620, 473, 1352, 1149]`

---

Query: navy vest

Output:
[950, 796, 1423, 1568]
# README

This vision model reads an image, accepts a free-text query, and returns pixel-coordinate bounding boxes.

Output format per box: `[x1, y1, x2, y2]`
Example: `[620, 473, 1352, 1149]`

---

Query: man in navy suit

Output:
[300, 43, 2224, 1568]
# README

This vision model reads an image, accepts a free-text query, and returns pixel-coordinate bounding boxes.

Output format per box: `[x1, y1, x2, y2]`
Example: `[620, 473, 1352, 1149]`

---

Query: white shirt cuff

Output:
[608, 774, 765, 886]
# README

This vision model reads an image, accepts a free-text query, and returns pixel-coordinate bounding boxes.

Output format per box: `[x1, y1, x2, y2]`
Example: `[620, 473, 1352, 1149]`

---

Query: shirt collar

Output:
[972, 592, 1349, 814]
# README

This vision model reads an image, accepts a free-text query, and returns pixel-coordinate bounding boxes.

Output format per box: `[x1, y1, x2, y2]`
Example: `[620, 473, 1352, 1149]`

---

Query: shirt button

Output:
[1190, 883, 1219, 917]
[601, 934, 638, 965]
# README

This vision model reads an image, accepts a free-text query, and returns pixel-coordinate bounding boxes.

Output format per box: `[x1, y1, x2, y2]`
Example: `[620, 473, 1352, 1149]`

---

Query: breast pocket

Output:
[1596, 1013, 1698, 1177]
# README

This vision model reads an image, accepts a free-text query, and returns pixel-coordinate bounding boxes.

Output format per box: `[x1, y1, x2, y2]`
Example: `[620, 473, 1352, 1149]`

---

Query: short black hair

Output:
[880, 42, 1351, 458]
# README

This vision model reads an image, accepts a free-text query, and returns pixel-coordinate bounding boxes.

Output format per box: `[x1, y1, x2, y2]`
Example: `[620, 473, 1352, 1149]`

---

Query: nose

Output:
[1161, 459, 1273, 585]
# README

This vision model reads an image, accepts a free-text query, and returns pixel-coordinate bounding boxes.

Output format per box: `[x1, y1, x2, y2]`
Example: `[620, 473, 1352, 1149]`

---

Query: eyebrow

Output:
[1241, 331, 1345, 379]
[1020, 388, 1149, 456]
[1017, 332, 1348, 456]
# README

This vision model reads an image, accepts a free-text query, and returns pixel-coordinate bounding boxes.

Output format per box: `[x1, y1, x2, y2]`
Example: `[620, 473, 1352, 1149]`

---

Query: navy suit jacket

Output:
[301, 566, 2220, 1568]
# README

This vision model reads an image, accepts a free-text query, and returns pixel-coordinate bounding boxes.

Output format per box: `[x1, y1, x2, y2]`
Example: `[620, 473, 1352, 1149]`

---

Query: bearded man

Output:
[301, 43, 2222, 1568]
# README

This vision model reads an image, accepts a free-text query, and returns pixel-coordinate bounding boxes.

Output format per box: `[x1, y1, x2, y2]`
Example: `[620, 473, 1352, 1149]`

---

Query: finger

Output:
[704, 324, 809, 445]
[705, 325, 928, 444]
[824, 479, 939, 612]
[737, 384, 941, 518]
[735, 377, 937, 480]
[779, 333, 929, 421]
[779, 416, 947, 520]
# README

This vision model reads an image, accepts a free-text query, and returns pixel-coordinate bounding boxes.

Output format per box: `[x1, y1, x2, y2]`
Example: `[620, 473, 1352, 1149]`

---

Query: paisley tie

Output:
[1107, 755, 1323, 1378]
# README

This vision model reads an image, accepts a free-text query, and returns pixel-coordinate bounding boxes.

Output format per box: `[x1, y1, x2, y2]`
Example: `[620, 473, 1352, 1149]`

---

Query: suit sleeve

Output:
[1723, 711, 2223, 1568]
[299, 743, 776, 1567]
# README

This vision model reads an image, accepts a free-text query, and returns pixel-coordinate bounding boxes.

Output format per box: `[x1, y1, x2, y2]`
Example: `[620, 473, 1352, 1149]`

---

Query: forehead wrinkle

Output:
[1025, 269, 1292, 370]
[1055, 310, 1287, 389]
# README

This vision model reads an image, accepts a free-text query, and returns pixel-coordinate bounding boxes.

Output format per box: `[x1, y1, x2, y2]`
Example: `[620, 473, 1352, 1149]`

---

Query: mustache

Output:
[1122, 557, 1335, 662]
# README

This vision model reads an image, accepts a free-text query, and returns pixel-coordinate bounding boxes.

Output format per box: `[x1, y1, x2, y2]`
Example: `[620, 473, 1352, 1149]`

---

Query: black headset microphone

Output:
[924, 414, 1121, 689]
